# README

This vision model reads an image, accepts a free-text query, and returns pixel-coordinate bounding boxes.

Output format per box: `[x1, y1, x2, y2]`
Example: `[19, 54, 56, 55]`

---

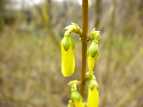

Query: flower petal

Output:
[87, 87, 99, 107]
[61, 44, 75, 77]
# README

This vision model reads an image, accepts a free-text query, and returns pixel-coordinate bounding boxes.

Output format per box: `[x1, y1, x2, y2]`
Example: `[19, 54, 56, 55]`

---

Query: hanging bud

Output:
[87, 79, 99, 107]
[71, 90, 85, 107]
[61, 36, 75, 77]
[61, 36, 71, 51]
[87, 40, 99, 73]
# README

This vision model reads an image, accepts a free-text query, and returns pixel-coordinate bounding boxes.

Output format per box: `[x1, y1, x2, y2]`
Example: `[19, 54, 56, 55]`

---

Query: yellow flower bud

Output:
[74, 100, 85, 107]
[87, 40, 99, 73]
[87, 79, 99, 107]
[88, 55, 96, 73]
[61, 38, 75, 77]
[71, 90, 85, 107]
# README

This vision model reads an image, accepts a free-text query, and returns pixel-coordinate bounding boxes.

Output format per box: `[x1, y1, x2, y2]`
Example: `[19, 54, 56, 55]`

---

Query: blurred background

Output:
[0, 0, 143, 107]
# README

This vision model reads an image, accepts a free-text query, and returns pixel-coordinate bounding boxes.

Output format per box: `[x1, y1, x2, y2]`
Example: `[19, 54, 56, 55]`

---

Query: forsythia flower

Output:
[71, 90, 85, 107]
[61, 36, 75, 77]
[87, 40, 99, 73]
[87, 79, 99, 107]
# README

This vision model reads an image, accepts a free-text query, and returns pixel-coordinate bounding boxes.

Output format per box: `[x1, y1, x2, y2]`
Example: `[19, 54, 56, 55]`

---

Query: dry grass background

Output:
[0, 0, 143, 107]
[0, 28, 143, 107]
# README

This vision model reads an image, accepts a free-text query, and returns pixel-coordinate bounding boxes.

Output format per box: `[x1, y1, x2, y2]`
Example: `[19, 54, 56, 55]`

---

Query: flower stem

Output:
[80, 0, 88, 97]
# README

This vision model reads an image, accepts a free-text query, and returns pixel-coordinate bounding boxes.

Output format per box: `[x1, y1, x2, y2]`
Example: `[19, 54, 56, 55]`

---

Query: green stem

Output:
[80, 0, 88, 97]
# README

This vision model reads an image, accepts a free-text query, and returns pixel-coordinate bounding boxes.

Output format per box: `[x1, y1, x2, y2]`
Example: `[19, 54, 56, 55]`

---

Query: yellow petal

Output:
[88, 55, 96, 73]
[61, 44, 75, 77]
[74, 100, 85, 107]
[87, 88, 99, 107]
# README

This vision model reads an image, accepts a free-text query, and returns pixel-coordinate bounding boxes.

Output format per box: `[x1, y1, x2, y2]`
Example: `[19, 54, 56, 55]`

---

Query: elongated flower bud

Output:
[71, 90, 85, 107]
[87, 40, 99, 73]
[61, 37, 75, 77]
[87, 79, 99, 107]
[88, 55, 96, 73]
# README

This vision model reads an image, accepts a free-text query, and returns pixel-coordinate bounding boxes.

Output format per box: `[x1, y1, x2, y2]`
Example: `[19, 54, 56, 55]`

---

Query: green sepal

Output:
[87, 41, 99, 57]
[71, 90, 82, 102]
[86, 73, 96, 80]
[89, 28, 101, 40]
[61, 37, 71, 51]
[88, 79, 99, 91]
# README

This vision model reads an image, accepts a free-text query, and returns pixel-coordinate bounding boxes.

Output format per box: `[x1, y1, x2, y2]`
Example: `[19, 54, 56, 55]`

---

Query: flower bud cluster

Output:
[67, 76, 99, 107]
[61, 23, 82, 77]
[87, 29, 100, 74]
[60, 23, 101, 107]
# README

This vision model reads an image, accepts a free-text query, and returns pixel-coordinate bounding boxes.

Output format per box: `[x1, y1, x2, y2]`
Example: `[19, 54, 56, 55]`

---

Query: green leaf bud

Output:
[89, 28, 101, 40]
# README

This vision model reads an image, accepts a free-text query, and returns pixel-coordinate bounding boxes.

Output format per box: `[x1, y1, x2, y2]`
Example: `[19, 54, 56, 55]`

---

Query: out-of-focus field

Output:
[0, 29, 63, 107]
[0, 0, 143, 107]
[0, 28, 143, 107]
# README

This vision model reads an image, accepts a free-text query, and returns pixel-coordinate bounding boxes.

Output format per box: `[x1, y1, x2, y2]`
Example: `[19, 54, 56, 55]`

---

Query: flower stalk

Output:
[60, 0, 101, 107]
[80, 0, 89, 97]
